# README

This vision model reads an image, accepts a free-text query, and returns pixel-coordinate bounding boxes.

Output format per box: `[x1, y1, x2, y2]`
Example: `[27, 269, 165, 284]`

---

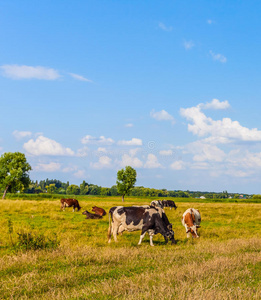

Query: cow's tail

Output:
[107, 210, 112, 242]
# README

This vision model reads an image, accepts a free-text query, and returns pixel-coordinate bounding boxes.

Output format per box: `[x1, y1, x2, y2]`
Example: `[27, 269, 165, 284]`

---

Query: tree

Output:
[66, 184, 80, 195]
[46, 184, 57, 194]
[0, 152, 32, 199]
[116, 166, 137, 202]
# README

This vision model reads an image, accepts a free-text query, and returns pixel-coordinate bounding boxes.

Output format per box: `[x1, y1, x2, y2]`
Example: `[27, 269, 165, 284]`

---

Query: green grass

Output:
[0, 197, 261, 299]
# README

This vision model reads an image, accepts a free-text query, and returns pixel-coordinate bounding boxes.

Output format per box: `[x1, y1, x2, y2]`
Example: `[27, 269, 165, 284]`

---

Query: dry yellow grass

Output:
[0, 198, 261, 299]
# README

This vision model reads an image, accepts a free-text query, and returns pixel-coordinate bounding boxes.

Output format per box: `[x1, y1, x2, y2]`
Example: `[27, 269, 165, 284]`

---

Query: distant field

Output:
[0, 197, 261, 299]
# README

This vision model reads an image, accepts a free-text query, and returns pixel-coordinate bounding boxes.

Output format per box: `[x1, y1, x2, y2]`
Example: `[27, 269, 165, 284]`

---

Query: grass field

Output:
[0, 197, 261, 299]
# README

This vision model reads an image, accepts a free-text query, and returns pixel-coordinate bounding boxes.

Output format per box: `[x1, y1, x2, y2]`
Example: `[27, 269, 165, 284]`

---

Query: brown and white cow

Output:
[181, 208, 201, 238]
[108, 206, 175, 246]
[92, 206, 106, 216]
[82, 210, 102, 219]
[60, 198, 81, 212]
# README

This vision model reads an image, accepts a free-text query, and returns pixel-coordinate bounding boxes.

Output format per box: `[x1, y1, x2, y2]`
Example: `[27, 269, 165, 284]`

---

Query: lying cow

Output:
[181, 208, 201, 238]
[60, 198, 81, 212]
[92, 206, 106, 216]
[82, 210, 102, 219]
[108, 206, 175, 246]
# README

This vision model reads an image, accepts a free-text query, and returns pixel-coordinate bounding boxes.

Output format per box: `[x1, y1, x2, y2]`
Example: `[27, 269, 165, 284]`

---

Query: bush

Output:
[15, 231, 60, 251]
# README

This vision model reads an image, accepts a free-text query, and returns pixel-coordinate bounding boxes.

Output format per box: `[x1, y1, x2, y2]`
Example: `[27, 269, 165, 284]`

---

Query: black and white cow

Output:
[162, 200, 177, 210]
[150, 200, 164, 209]
[108, 206, 175, 246]
[150, 200, 177, 210]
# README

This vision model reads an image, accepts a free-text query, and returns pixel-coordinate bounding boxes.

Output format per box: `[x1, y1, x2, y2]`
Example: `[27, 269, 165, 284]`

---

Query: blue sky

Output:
[1, 0, 261, 194]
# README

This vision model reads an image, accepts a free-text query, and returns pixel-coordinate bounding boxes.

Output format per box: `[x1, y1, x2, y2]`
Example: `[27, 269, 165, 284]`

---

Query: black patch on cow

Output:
[121, 207, 147, 226]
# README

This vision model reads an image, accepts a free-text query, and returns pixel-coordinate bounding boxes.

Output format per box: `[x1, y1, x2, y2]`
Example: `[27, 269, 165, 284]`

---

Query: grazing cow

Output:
[151, 200, 177, 210]
[108, 206, 175, 246]
[162, 200, 177, 210]
[181, 208, 201, 238]
[150, 200, 164, 209]
[92, 206, 106, 216]
[82, 210, 102, 219]
[60, 198, 81, 212]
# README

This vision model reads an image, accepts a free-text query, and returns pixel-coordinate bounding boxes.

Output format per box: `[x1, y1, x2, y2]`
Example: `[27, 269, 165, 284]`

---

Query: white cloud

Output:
[159, 150, 173, 156]
[150, 109, 175, 124]
[81, 135, 114, 145]
[119, 154, 143, 168]
[73, 170, 86, 178]
[180, 101, 261, 142]
[207, 19, 214, 24]
[184, 40, 194, 50]
[97, 147, 107, 153]
[118, 138, 142, 146]
[200, 99, 230, 110]
[69, 73, 93, 82]
[129, 148, 141, 157]
[13, 130, 32, 140]
[0, 65, 60, 80]
[210, 51, 227, 63]
[23, 136, 74, 156]
[91, 156, 112, 169]
[34, 162, 61, 172]
[77, 146, 89, 157]
[158, 22, 173, 32]
[189, 142, 226, 162]
[170, 160, 186, 170]
[144, 154, 162, 169]
[125, 123, 134, 128]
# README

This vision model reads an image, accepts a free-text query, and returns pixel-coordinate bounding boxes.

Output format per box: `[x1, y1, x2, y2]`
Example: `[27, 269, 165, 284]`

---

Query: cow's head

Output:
[162, 223, 176, 244]
[186, 224, 200, 238]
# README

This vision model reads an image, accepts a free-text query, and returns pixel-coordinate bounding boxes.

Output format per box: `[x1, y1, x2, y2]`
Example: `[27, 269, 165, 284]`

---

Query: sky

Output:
[1, 0, 261, 194]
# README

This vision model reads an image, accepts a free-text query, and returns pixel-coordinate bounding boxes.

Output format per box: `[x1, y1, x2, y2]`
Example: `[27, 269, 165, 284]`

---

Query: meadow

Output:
[0, 196, 261, 299]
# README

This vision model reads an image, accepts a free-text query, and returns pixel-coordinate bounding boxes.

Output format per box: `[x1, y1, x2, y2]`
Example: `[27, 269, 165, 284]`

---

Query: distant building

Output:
[200, 196, 206, 199]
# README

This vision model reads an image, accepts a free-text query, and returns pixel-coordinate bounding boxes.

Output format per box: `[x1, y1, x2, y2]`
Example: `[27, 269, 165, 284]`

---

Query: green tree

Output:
[0, 152, 32, 199]
[66, 184, 80, 195]
[116, 166, 137, 202]
[80, 180, 89, 195]
[46, 184, 57, 194]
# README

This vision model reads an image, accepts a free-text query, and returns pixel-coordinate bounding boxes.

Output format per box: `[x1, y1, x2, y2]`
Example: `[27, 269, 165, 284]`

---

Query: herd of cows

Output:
[60, 198, 201, 246]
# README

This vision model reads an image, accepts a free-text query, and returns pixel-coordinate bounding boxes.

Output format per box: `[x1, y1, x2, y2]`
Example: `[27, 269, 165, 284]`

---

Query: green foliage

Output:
[0, 152, 31, 199]
[80, 180, 89, 195]
[116, 166, 137, 201]
[46, 184, 57, 194]
[67, 184, 80, 195]
[15, 231, 60, 251]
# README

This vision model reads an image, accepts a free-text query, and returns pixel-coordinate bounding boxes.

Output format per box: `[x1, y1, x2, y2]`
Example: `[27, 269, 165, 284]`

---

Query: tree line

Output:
[0, 152, 253, 200]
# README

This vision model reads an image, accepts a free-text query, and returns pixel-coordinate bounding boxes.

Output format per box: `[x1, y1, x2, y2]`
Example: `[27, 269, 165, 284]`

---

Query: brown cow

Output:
[92, 206, 106, 216]
[60, 198, 81, 212]
[181, 208, 201, 238]
[82, 210, 102, 219]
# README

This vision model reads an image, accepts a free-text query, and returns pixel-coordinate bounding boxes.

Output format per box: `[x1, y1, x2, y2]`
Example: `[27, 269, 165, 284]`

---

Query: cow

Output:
[150, 200, 164, 209]
[108, 206, 175, 246]
[60, 198, 81, 212]
[181, 208, 201, 238]
[151, 200, 177, 210]
[92, 206, 106, 216]
[82, 210, 102, 219]
[162, 200, 177, 210]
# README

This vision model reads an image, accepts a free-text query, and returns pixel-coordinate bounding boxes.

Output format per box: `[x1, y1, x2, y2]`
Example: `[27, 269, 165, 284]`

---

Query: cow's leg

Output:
[185, 224, 191, 238]
[138, 232, 147, 245]
[112, 224, 119, 242]
[72, 205, 75, 212]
